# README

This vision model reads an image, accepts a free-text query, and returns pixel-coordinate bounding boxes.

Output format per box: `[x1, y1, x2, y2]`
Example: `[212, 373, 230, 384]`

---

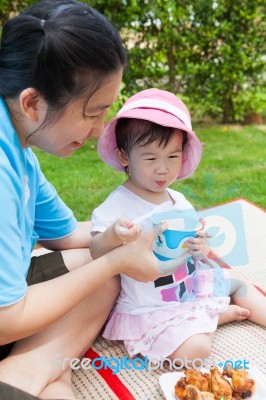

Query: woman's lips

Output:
[71, 140, 84, 149]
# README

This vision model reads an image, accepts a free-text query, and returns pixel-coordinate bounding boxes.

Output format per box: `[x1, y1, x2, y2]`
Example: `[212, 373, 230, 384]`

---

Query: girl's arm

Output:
[90, 218, 142, 259]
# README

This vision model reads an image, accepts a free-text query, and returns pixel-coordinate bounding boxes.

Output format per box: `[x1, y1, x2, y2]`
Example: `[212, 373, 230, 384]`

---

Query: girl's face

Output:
[27, 71, 123, 157]
[125, 131, 184, 193]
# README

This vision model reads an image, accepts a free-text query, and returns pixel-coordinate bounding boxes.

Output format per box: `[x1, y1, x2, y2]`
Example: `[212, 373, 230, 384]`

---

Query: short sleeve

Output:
[34, 167, 77, 240]
[0, 148, 77, 307]
[0, 152, 27, 306]
[91, 201, 121, 234]
[0, 98, 78, 307]
[91, 188, 130, 234]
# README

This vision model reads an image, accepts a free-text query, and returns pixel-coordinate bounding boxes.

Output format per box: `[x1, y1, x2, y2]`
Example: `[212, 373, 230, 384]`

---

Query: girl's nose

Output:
[155, 160, 168, 174]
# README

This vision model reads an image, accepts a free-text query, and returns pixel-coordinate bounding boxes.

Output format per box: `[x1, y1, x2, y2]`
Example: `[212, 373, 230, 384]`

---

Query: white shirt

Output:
[92, 185, 198, 314]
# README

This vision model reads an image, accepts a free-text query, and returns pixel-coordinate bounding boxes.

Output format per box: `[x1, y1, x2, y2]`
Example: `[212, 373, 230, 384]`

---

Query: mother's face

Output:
[27, 70, 123, 157]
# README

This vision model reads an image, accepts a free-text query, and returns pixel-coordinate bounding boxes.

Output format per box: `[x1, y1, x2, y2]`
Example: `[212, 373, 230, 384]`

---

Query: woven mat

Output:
[69, 198, 266, 399]
[72, 320, 266, 400]
[33, 198, 266, 399]
[32, 199, 266, 398]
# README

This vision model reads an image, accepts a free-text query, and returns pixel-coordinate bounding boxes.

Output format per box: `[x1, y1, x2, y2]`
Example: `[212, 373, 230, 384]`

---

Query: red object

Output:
[84, 348, 136, 400]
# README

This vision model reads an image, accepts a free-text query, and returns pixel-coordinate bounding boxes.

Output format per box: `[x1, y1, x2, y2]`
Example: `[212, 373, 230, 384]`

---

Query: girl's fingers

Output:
[187, 238, 204, 246]
[196, 230, 205, 237]
[197, 219, 212, 239]
[199, 218, 206, 229]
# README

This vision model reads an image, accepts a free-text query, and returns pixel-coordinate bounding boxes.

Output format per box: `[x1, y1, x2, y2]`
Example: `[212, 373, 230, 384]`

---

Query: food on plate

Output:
[174, 366, 256, 400]
[174, 379, 214, 399]
[184, 369, 211, 391]
[223, 364, 255, 399]
[174, 376, 187, 398]
[211, 367, 232, 400]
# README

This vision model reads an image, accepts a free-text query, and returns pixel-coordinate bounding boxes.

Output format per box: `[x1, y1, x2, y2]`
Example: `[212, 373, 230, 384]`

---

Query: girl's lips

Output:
[155, 181, 167, 186]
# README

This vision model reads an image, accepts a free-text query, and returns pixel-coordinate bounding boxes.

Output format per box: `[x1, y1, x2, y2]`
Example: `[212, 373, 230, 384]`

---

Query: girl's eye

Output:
[145, 158, 156, 161]
[169, 155, 179, 158]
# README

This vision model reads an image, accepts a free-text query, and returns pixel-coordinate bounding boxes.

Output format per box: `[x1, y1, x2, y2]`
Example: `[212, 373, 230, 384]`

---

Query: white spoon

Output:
[120, 201, 173, 231]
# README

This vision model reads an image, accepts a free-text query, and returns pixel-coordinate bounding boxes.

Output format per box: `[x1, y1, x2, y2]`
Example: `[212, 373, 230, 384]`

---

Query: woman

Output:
[0, 1, 164, 399]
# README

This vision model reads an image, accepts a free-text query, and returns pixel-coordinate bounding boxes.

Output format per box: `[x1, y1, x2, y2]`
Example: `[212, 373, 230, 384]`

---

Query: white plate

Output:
[159, 365, 266, 400]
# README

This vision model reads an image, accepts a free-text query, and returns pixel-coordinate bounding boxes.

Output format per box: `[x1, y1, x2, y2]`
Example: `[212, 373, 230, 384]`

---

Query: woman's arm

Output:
[0, 224, 163, 345]
[38, 221, 92, 250]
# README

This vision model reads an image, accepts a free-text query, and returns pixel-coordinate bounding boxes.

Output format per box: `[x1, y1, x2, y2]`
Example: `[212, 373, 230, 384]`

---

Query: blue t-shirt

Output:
[0, 98, 77, 306]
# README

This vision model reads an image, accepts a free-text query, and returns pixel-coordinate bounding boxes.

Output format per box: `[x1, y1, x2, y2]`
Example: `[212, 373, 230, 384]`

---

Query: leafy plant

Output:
[1, 0, 265, 123]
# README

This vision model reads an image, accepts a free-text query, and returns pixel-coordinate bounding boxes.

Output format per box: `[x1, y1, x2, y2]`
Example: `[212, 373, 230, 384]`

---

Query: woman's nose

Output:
[90, 127, 103, 137]
[90, 114, 106, 137]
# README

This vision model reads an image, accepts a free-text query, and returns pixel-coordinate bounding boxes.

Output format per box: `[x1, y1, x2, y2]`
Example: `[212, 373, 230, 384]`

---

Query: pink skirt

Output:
[103, 267, 231, 359]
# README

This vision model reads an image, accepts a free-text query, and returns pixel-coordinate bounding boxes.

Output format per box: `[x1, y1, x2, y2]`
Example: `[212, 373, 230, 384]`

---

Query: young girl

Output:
[90, 88, 266, 363]
[0, 3, 165, 400]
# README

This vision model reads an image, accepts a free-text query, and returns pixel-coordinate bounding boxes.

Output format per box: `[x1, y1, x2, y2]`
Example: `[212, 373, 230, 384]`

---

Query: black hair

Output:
[0, 0, 126, 113]
[116, 118, 187, 155]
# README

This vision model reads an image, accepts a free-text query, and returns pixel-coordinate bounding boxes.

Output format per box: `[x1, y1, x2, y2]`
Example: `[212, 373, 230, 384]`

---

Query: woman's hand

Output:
[114, 222, 169, 282]
[186, 218, 212, 261]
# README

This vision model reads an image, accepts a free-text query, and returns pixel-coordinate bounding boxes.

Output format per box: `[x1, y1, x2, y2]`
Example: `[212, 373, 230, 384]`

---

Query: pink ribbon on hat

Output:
[117, 98, 192, 131]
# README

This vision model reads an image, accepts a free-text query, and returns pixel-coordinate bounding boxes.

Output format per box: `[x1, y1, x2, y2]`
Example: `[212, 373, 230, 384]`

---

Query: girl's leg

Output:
[0, 248, 120, 398]
[168, 333, 212, 365]
[228, 269, 266, 327]
[218, 304, 251, 325]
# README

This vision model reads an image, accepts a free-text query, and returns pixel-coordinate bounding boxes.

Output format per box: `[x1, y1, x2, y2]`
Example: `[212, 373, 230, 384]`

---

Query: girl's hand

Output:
[111, 217, 142, 244]
[90, 218, 142, 260]
[186, 218, 212, 261]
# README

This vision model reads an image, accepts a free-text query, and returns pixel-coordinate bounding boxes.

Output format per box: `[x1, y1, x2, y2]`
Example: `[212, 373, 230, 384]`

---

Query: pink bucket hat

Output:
[98, 88, 202, 180]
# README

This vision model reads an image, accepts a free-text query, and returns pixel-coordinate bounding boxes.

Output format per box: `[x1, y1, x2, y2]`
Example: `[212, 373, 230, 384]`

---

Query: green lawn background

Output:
[33, 125, 266, 221]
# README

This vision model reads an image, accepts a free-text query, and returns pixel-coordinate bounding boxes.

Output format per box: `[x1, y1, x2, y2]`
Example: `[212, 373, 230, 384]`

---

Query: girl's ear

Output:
[115, 148, 129, 167]
[19, 88, 47, 122]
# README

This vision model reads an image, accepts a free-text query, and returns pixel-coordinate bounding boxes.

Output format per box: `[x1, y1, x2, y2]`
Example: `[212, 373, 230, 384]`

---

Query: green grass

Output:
[33, 124, 266, 221]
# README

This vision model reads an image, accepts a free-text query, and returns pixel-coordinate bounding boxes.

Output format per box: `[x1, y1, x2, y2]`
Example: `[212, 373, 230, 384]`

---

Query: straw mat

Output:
[33, 198, 266, 399]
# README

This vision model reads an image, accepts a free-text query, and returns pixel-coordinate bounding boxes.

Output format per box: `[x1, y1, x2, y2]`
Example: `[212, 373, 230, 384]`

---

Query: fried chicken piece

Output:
[185, 369, 211, 391]
[201, 393, 215, 400]
[210, 367, 233, 400]
[223, 364, 255, 399]
[203, 372, 212, 392]
[185, 385, 215, 400]
[175, 377, 188, 399]
[175, 378, 214, 400]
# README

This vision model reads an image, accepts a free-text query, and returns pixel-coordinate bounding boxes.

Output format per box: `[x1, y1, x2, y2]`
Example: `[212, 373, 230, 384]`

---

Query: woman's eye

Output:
[85, 115, 99, 119]
[145, 158, 156, 161]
